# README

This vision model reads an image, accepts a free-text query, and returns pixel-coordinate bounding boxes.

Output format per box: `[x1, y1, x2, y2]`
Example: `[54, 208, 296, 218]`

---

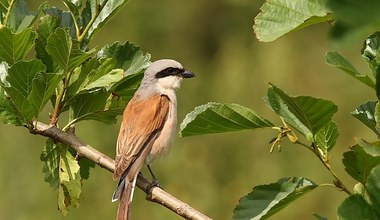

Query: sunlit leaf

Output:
[337, 194, 379, 220]
[352, 101, 380, 137]
[98, 41, 151, 73]
[57, 145, 81, 216]
[180, 102, 274, 137]
[46, 28, 95, 73]
[254, 0, 330, 42]
[40, 139, 60, 189]
[325, 51, 374, 89]
[342, 140, 380, 183]
[0, 27, 36, 65]
[314, 121, 339, 153]
[3, 0, 38, 32]
[2, 60, 47, 122]
[266, 84, 337, 141]
[232, 177, 317, 220]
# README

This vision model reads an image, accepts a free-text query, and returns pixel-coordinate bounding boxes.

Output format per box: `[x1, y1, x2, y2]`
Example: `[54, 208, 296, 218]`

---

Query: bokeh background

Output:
[0, 0, 376, 219]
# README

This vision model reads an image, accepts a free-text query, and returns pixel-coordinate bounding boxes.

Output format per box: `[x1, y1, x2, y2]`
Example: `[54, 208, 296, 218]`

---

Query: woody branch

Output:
[30, 121, 212, 220]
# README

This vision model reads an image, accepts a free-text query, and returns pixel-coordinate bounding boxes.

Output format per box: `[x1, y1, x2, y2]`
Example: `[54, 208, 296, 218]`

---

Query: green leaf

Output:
[40, 139, 61, 189]
[180, 102, 274, 137]
[325, 51, 374, 89]
[43, 7, 77, 38]
[78, 157, 95, 180]
[46, 28, 95, 73]
[342, 140, 380, 183]
[254, 0, 330, 42]
[366, 165, 380, 214]
[361, 32, 380, 99]
[266, 84, 337, 141]
[67, 89, 126, 125]
[58, 145, 81, 216]
[337, 194, 379, 220]
[352, 101, 380, 137]
[0, 27, 36, 65]
[1, 0, 37, 32]
[35, 15, 60, 72]
[98, 41, 151, 73]
[3, 60, 47, 122]
[41, 139, 82, 216]
[232, 177, 317, 220]
[328, 0, 380, 47]
[0, 88, 22, 125]
[314, 121, 339, 153]
[84, 0, 129, 42]
[109, 71, 144, 100]
[29, 72, 64, 115]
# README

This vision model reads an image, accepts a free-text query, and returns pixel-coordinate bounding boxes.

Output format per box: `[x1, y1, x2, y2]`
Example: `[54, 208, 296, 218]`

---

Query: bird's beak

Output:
[181, 70, 195, 78]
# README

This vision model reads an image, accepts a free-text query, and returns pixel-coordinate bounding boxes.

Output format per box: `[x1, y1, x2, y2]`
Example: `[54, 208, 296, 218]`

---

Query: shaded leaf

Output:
[67, 89, 126, 125]
[43, 7, 77, 38]
[325, 51, 374, 88]
[40, 139, 60, 189]
[35, 15, 60, 72]
[362, 32, 380, 74]
[78, 157, 95, 180]
[254, 0, 330, 42]
[46, 28, 94, 73]
[266, 84, 337, 141]
[366, 165, 380, 214]
[342, 140, 380, 183]
[232, 177, 317, 220]
[337, 194, 379, 220]
[328, 0, 380, 47]
[5, 0, 38, 32]
[314, 121, 339, 153]
[352, 101, 380, 136]
[0, 27, 36, 65]
[180, 102, 274, 137]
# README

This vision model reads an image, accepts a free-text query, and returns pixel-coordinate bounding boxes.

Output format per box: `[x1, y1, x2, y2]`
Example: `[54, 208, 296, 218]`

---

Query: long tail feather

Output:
[116, 180, 133, 220]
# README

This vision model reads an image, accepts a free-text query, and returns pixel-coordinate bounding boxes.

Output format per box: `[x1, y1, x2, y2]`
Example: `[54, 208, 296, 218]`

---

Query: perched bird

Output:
[112, 59, 195, 220]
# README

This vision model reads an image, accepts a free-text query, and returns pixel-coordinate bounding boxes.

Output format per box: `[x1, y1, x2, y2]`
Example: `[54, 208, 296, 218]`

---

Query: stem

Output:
[77, 0, 109, 43]
[2, 0, 15, 27]
[295, 140, 352, 195]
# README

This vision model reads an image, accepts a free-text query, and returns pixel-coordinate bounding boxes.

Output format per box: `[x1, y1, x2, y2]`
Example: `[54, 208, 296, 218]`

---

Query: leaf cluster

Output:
[179, 0, 380, 219]
[0, 0, 150, 215]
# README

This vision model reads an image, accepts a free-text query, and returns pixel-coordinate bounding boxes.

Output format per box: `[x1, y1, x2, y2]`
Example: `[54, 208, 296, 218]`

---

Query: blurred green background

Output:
[0, 0, 376, 219]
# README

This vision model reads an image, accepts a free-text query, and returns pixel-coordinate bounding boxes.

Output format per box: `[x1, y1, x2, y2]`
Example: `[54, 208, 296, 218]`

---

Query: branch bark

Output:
[31, 121, 212, 220]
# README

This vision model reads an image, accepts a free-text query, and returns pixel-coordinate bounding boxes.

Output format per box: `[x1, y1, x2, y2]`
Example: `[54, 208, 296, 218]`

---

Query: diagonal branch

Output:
[31, 121, 212, 220]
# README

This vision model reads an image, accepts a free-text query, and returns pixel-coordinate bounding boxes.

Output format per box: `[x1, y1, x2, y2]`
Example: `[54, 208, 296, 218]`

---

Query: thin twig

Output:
[31, 121, 212, 220]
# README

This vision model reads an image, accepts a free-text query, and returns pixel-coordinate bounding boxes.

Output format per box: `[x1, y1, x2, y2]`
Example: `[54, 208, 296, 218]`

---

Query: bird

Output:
[112, 59, 195, 220]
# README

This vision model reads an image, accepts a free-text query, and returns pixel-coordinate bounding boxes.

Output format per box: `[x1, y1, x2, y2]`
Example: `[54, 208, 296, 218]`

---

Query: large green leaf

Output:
[43, 7, 77, 38]
[254, 0, 330, 42]
[328, 0, 380, 47]
[40, 139, 82, 216]
[266, 84, 337, 141]
[180, 102, 274, 137]
[337, 194, 379, 220]
[35, 15, 60, 72]
[342, 140, 380, 183]
[314, 121, 339, 153]
[98, 41, 151, 73]
[232, 177, 317, 220]
[325, 51, 374, 89]
[366, 165, 380, 214]
[0, 27, 36, 65]
[84, 0, 129, 42]
[2, 59, 47, 122]
[352, 101, 380, 137]
[46, 28, 95, 73]
[67, 89, 126, 125]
